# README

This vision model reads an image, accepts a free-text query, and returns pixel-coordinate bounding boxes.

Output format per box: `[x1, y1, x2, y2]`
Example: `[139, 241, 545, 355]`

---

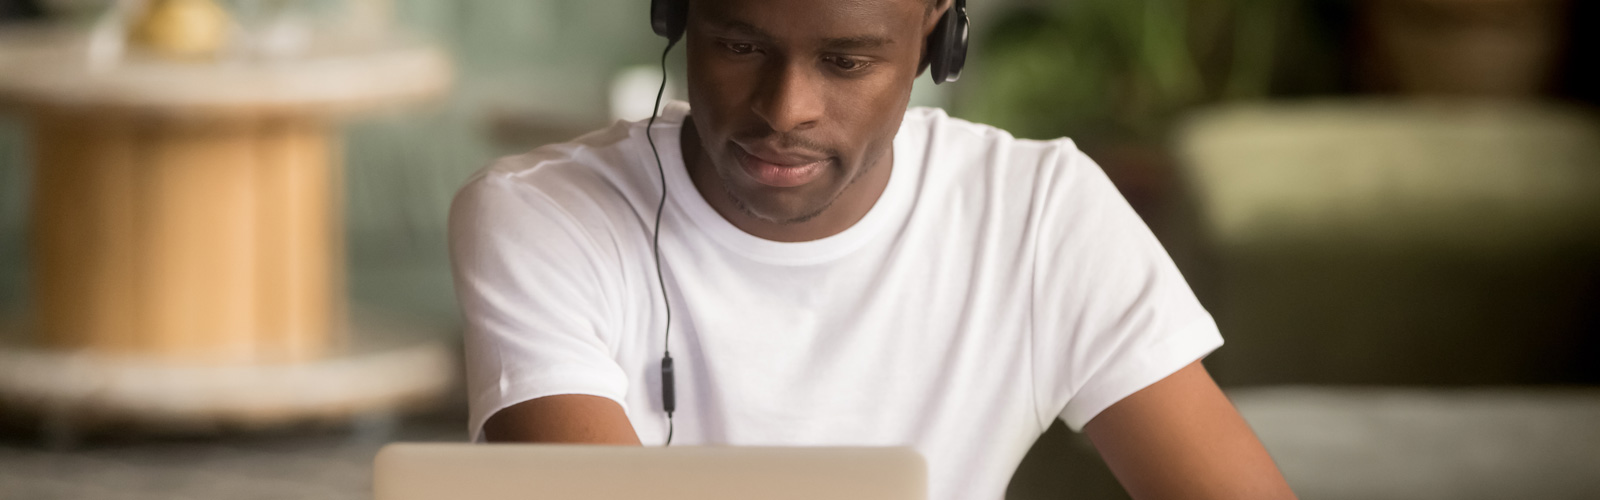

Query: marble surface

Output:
[3, 386, 1598, 500]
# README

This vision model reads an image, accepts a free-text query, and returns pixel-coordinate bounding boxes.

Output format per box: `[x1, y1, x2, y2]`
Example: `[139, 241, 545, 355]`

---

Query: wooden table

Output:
[0, 28, 457, 436]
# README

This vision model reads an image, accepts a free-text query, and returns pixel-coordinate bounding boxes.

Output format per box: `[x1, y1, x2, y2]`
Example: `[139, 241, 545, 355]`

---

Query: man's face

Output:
[684, 0, 933, 224]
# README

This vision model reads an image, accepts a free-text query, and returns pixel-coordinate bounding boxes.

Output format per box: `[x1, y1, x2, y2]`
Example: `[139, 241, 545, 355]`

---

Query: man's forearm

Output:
[1084, 361, 1296, 499]
[483, 394, 643, 445]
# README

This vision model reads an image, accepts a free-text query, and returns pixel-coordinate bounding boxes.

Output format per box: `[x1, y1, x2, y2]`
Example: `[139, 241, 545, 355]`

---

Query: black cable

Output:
[645, 39, 678, 447]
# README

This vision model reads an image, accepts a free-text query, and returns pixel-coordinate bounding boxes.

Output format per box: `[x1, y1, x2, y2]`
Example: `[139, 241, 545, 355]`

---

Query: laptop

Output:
[374, 443, 927, 500]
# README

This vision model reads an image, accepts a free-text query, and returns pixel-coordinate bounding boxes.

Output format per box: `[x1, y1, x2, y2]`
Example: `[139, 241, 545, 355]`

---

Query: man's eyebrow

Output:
[822, 35, 894, 50]
[709, 19, 775, 40]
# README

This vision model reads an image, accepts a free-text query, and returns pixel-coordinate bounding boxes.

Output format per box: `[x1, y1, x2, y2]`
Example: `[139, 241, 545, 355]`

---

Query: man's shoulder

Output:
[474, 119, 653, 192]
[459, 119, 657, 212]
[901, 107, 1095, 194]
[451, 119, 660, 237]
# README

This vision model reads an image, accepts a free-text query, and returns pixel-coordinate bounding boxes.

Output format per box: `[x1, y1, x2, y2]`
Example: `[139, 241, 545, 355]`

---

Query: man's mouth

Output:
[735, 144, 830, 188]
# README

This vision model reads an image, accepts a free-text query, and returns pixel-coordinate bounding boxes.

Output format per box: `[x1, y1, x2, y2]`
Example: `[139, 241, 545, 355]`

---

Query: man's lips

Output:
[736, 145, 829, 188]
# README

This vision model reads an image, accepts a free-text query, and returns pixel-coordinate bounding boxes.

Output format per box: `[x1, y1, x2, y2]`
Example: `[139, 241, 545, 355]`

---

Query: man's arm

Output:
[483, 395, 642, 445]
[1083, 360, 1295, 499]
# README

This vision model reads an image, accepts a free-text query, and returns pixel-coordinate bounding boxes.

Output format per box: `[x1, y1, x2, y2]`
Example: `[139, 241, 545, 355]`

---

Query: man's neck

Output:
[680, 117, 893, 243]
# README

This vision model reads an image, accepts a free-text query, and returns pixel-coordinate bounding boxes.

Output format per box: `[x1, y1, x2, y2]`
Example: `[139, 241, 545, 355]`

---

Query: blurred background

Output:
[1, 0, 1598, 499]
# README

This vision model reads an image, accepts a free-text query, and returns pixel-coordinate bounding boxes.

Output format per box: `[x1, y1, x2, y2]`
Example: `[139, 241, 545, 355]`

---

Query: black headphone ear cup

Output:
[944, 3, 968, 82]
[651, 0, 688, 42]
[925, 0, 969, 84]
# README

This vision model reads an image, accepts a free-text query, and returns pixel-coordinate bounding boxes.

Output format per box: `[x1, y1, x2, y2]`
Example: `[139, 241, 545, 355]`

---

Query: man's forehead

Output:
[694, 0, 926, 42]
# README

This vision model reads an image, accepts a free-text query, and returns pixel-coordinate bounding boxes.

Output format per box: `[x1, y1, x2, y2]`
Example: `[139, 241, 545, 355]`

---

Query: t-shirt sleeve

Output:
[449, 169, 631, 442]
[1030, 143, 1224, 432]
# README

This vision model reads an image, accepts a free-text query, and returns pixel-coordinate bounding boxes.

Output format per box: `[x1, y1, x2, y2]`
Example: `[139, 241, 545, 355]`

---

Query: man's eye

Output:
[827, 56, 869, 72]
[723, 42, 756, 54]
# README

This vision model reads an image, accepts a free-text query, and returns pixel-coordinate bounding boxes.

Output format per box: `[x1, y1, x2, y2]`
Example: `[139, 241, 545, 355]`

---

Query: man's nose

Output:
[751, 60, 824, 133]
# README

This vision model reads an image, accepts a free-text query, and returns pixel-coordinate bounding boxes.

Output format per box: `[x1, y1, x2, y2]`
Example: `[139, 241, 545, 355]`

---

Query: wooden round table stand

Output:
[0, 30, 456, 440]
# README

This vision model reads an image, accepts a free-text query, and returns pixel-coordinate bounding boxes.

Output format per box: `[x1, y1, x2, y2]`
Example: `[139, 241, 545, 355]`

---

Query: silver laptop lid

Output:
[375, 443, 926, 500]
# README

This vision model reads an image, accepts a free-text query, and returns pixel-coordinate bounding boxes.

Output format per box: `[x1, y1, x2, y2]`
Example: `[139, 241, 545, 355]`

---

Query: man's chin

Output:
[725, 188, 834, 226]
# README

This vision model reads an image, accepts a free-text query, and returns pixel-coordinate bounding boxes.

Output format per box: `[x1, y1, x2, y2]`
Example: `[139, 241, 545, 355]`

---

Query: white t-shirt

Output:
[449, 101, 1222, 500]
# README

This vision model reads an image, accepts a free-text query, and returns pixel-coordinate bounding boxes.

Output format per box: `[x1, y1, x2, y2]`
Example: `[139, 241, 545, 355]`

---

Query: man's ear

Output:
[923, 0, 953, 36]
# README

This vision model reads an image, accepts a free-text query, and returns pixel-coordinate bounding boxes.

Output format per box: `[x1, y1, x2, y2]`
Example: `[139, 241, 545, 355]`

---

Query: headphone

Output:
[644, 0, 970, 446]
[650, 0, 970, 83]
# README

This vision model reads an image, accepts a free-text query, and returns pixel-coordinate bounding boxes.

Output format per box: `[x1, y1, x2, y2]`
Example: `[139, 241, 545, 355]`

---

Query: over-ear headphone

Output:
[650, 0, 689, 44]
[649, 0, 969, 83]
[921, 0, 969, 83]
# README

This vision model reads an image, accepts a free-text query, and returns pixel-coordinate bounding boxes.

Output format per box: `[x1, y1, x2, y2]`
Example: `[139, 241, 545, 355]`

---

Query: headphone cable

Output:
[645, 39, 677, 447]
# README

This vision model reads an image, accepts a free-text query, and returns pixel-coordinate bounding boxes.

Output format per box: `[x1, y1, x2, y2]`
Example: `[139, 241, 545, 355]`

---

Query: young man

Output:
[448, 0, 1296, 498]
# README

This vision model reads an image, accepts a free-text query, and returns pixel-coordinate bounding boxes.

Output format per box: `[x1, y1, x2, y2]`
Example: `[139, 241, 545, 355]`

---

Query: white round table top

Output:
[0, 27, 452, 116]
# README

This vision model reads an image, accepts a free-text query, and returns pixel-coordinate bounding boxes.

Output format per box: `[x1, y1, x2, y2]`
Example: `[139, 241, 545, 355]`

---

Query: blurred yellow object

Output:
[130, 0, 232, 58]
[0, 30, 457, 434]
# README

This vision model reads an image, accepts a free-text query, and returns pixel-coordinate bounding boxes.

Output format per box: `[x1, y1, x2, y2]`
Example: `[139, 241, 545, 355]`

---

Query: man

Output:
[448, 0, 1296, 498]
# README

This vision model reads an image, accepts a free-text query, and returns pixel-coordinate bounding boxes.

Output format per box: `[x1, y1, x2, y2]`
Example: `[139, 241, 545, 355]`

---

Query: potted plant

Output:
[956, 0, 1306, 226]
